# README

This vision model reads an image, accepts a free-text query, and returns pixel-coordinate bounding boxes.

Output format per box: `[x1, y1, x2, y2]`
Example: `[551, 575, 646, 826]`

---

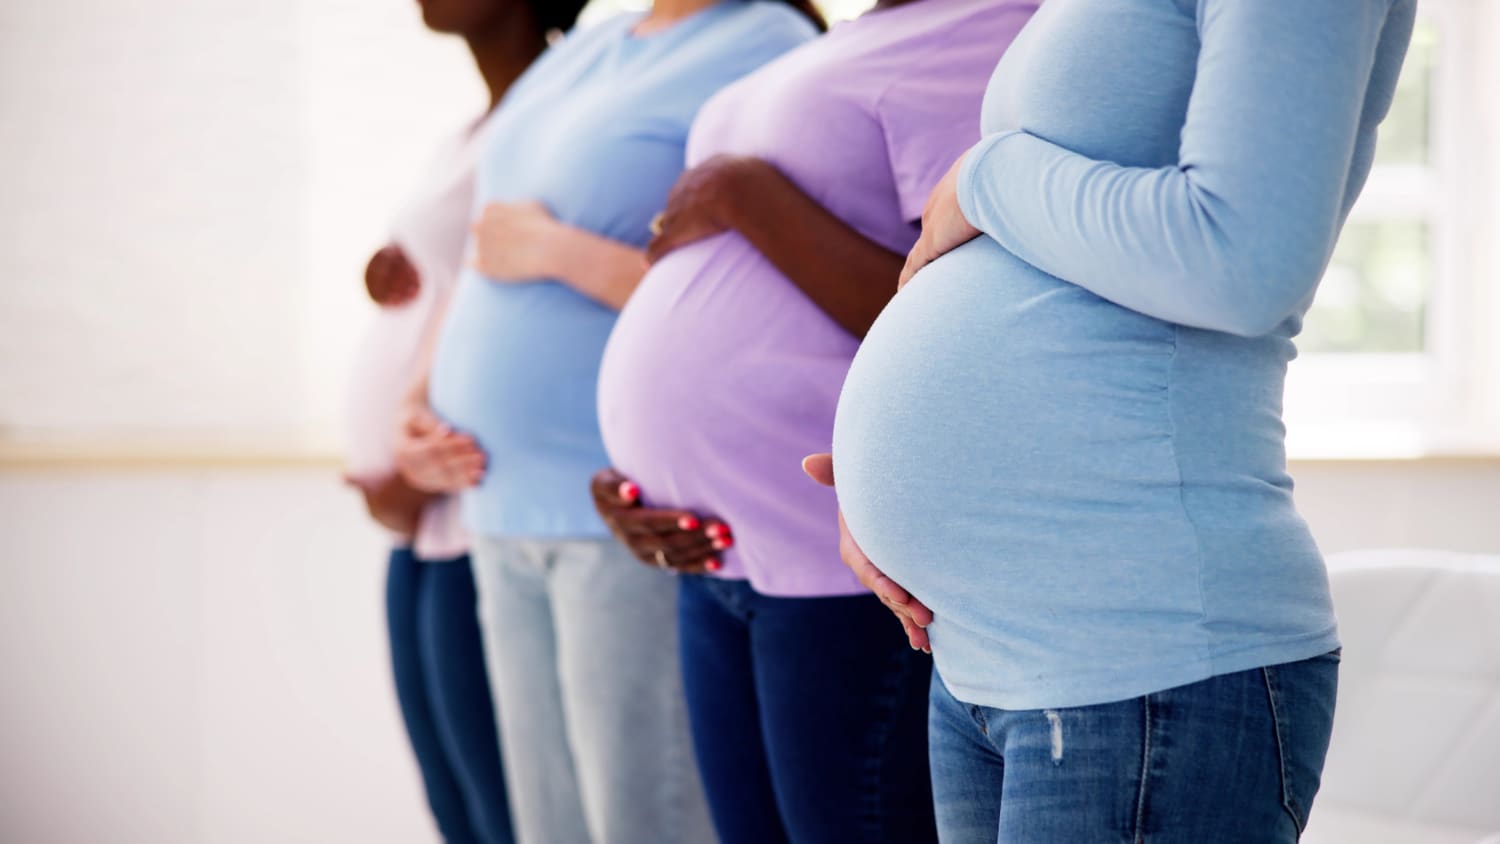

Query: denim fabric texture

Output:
[470, 535, 712, 844]
[386, 549, 514, 844]
[678, 575, 936, 844]
[928, 651, 1340, 843]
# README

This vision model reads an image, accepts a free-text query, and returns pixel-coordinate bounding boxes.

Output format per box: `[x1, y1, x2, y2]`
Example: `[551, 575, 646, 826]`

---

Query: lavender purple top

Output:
[598, 0, 1038, 596]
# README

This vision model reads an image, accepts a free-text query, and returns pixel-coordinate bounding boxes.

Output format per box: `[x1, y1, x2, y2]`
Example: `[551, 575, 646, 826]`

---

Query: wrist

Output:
[536, 215, 572, 280]
[549, 220, 589, 288]
[711, 156, 767, 231]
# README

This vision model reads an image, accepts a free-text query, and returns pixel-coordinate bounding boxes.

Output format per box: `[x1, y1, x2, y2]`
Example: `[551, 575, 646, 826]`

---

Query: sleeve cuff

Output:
[956, 130, 1023, 235]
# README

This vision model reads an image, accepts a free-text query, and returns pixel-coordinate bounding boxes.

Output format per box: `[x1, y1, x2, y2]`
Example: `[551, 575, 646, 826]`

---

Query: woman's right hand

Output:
[394, 402, 486, 493]
[365, 243, 421, 306]
[644, 154, 761, 264]
[590, 468, 731, 575]
[803, 453, 933, 652]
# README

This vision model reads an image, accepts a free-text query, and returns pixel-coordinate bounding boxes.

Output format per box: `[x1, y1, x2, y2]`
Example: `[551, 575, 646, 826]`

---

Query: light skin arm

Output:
[646, 155, 905, 339]
[471, 201, 646, 311]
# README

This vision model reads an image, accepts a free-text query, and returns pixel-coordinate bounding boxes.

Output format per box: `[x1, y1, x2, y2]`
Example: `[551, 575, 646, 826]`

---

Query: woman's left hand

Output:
[472, 200, 563, 282]
[802, 453, 933, 652]
[898, 153, 980, 290]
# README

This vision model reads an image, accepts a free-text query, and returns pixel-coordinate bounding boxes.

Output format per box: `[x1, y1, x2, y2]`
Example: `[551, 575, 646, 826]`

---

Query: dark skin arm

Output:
[590, 468, 734, 575]
[645, 155, 906, 339]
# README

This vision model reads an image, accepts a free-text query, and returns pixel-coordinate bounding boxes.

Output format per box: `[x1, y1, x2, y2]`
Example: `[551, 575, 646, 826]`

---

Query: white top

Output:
[345, 114, 493, 560]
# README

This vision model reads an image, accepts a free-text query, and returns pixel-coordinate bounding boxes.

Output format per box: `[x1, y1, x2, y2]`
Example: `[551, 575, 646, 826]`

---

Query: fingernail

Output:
[705, 558, 721, 572]
[706, 523, 728, 539]
[923, 648, 932, 655]
[677, 515, 699, 531]
[619, 481, 640, 502]
[712, 536, 733, 551]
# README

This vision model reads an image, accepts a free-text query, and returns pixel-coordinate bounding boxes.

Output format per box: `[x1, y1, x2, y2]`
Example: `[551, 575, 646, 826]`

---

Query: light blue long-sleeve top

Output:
[429, 3, 816, 539]
[832, 0, 1416, 709]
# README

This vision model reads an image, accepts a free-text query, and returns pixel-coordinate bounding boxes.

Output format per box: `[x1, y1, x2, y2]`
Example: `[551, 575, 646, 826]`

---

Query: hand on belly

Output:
[394, 402, 486, 493]
[802, 453, 933, 653]
[898, 152, 980, 290]
[590, 468, 733, 575]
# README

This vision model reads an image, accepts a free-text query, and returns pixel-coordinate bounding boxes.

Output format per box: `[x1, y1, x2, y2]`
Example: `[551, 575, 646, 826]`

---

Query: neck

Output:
[465, 18, 549, 112]
[636, 0, 719, 34]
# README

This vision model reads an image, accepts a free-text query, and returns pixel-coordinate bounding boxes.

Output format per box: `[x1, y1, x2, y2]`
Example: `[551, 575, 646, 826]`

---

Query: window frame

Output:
[1284, 0, 1499, 459]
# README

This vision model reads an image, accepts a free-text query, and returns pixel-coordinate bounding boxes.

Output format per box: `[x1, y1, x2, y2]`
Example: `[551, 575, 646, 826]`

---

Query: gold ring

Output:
[648, 212, 665, 237]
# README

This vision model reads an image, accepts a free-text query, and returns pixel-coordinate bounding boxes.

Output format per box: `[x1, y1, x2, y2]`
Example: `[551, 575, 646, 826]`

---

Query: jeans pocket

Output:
[1262, 652, 1340, 834]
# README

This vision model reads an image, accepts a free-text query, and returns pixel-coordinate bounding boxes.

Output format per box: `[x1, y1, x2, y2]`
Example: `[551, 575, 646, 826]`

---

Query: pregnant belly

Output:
[430, 273, 616, 465]
[599, 236, 858, 499]
[831, 237, 1197, 606]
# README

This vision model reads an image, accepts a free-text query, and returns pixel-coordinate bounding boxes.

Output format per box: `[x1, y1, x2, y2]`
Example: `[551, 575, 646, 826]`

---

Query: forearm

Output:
[957, 132, 1329, 336]
[550, 225, 647, 311]
[722, 162, 903, 339]
[957, 1, 1396, 337]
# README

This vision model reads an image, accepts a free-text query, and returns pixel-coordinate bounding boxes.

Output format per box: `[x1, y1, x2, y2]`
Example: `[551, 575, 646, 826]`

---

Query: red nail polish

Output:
[715, 534, 734, 550]
[678, 515, 700, 531]
[705, 558, 721, 572]
[706, 523, 728, 539]
[619, 481, 640, 502]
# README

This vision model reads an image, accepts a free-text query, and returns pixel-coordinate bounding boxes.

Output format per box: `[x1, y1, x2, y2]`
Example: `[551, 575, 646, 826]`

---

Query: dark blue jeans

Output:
[929, 651, 1340, 843]
[678, 575, 937, 844]
[387, 548, 514, 844]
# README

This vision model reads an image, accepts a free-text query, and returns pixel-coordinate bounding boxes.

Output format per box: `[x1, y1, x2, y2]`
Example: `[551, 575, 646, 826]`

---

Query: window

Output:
[1299, 21, 1439, 358]
[1284, 1, 1500, 458]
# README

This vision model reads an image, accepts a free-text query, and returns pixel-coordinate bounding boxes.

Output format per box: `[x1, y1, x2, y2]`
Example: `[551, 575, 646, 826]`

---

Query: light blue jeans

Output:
[470, 536, 713, 844]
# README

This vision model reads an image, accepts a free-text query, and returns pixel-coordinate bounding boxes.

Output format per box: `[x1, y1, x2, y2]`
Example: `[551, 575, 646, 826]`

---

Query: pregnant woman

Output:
[425, 2, 818, 842]
[823, 0, 1416, 840]
[342, 1, 583, 842]
[592, 1, 1036, 841]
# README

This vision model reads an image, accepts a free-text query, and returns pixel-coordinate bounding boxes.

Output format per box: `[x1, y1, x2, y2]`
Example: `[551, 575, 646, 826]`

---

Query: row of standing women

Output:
[345, 0, 1417, 841]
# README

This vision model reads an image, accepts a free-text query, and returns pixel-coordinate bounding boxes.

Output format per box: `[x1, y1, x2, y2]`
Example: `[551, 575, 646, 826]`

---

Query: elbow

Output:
[1205, 284, 1306, 337]
[1191, 235, 1327, 338]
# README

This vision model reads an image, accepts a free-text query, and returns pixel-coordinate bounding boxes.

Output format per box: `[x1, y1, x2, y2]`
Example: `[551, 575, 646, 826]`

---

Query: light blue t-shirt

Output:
[833, 0, 1415, 709]
[431, 2, 817, 539]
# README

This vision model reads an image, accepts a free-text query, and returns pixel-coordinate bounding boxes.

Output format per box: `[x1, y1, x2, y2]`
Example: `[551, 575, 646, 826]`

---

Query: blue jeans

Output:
[679, 576, 937, 844]
[386, 549, 513, 844]
[929, 651, 1340, 843]
[470, 536, 713, 844]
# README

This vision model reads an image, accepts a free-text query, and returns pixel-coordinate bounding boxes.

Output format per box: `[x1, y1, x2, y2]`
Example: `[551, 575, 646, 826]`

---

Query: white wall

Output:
[0, 468, 434, 844]
[0, 0, 480, 449]
[0, 460, 1495, 842]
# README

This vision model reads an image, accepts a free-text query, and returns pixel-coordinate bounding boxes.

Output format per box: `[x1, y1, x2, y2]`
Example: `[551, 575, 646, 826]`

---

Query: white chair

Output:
[1302, 549, 1500, 844]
